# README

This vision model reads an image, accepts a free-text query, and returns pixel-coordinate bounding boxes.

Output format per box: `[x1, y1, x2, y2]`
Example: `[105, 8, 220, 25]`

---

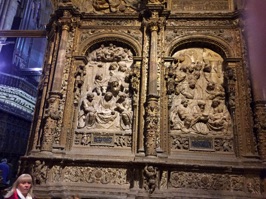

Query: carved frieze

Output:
[165, 28, 241, 57]
[81, 20, 141, 27]
[167, 19, 236, 27]
[64, 166, 129, 185]
[169, 171, 261, 194]
[71, 0, 144, 14]
[171, 0, 231, 13]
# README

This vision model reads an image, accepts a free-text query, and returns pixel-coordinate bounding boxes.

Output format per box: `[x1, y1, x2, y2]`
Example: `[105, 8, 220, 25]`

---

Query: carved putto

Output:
[76, 43, 134, 131]
[167, 48, 233, 136]
[143, 165, 158, 194]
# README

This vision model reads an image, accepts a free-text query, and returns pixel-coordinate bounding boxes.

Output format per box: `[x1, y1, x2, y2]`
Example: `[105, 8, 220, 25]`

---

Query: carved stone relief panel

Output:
[63, 166, 129, 185]
[169, 171, 261, 194]
[167, 48, 233, 152]
[171, 0, 232, 13]
[74, 43, 134, 148]
[71, 0, 145, 14]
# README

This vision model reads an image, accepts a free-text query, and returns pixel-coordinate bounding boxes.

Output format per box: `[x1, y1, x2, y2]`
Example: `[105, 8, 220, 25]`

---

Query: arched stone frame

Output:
[163, 35, 254, 157]
[78, 32, 142, 57]
[71, 33, 142, 155]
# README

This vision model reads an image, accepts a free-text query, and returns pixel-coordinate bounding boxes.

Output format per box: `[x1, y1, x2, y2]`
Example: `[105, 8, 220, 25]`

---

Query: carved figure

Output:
[107, 76, 122, 97]
[207, 100, 230, 133]
[96, 92, 119, 128]
[74, 65, 86, 87]
[93, 74, 108, 96]
[74, 65, 86, 104]
[206, 82, 225, 100]
[176, 77, 196, 99]
[41, 96, 60, 151]
[143, 166, 157, 194]
[191, 101, 209, 134]
[78, 93, 96, 128]
[93, 0, 122, 13]
[116, 93, 132, 130]
[170, 99, 191, 132]
[33, 160, 46, 185]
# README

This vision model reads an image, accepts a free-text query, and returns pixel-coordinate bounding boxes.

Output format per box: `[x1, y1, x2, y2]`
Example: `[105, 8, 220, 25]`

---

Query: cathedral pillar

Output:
[244, 1, 266, 161]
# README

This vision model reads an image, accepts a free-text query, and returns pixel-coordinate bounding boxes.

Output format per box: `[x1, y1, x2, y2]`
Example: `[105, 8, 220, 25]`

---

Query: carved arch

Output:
[78, 32, 142, 57]
[166, 35, 236, 58]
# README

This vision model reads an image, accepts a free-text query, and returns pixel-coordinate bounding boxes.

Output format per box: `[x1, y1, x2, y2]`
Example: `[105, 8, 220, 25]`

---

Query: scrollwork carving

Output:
[64, 166, 129, 185]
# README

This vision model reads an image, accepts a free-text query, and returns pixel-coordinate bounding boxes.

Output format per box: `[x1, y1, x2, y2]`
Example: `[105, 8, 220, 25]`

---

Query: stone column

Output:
[145, 10, 161, 157]
[244, 1, 266, 161]
[52, 17, 70, 92]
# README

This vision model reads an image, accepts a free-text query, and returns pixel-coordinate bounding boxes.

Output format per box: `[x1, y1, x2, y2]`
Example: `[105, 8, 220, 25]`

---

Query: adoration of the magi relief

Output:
[74, 43, 134, 147]
[167, 48, 233, 150]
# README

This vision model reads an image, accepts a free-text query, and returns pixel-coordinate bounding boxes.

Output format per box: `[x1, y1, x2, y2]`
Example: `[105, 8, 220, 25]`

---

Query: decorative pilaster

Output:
[131, 60, 142, 154]
[41, 92, 61, 151]
[254, 101, 266, 161]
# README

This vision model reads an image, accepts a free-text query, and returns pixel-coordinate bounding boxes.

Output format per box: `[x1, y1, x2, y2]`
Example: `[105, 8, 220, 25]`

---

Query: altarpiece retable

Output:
[21, 0, 266, 198]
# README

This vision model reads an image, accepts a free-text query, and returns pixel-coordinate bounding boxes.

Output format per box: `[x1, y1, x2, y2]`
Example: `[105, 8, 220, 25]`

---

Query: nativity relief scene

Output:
[74, 43, 135, 147]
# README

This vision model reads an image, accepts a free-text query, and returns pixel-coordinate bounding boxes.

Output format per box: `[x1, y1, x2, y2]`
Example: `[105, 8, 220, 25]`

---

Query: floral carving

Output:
[64, 166, 129, 185]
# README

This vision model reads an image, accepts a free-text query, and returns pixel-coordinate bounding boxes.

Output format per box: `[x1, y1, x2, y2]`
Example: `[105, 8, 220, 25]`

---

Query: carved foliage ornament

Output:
[64, 166, 129, 185]
[169, 171, 261, 194]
